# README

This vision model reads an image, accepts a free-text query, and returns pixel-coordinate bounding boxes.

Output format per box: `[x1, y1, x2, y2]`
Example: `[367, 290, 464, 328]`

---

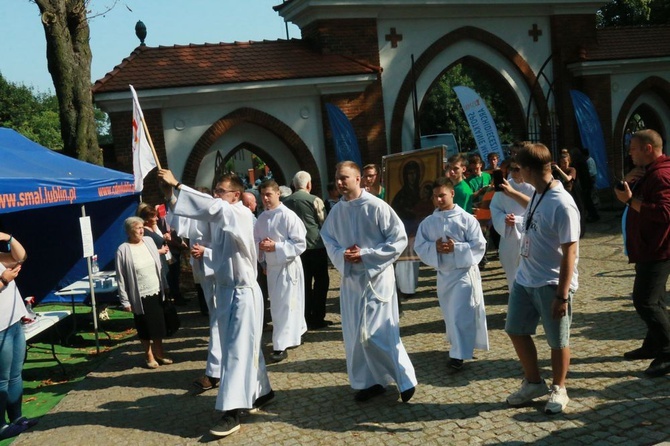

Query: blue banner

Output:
[569, 90, 611, 189]
[325, 103, 363, 168]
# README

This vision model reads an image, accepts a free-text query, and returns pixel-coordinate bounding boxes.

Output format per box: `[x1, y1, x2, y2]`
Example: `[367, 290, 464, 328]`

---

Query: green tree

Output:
[419, 63, 515, 151]
[596, 0, 667, 27]
[33, 0, 102, 164]
[0, 73, 63, 150]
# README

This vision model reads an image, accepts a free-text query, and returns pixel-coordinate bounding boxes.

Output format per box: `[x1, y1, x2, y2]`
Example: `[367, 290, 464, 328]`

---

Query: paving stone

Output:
[12, 210, 670, 445]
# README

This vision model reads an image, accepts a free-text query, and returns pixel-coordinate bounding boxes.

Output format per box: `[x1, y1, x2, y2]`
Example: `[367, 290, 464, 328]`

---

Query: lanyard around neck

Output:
[525, 180, 553, 232]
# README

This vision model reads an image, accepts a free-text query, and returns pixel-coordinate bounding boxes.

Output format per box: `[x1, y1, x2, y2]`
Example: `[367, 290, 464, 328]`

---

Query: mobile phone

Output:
[492, 170, 505, 191]
[616, 180, 626, 191]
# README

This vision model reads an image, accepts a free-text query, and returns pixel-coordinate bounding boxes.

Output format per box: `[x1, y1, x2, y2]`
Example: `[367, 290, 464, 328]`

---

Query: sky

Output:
[1, 0, 300, 93]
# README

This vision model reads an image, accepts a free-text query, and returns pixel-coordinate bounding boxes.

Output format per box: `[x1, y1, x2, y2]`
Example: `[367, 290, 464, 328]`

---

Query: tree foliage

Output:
[33, 0, 101, 164]
[597, 0, 670, 27]
[419, 63, 515, 151]
[0, 73, 63, 150]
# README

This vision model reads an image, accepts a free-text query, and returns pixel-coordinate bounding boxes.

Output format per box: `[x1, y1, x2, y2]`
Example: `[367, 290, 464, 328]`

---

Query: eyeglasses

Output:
[214, 188, 234, 195]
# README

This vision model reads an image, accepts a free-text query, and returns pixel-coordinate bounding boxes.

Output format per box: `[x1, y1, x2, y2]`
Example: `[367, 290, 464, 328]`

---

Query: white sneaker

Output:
[506, 378, 549, 406]
[545, 385, 569, 414]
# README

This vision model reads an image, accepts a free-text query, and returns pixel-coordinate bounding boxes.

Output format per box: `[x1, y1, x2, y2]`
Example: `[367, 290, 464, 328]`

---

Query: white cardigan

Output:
[115, 237, 166, 314]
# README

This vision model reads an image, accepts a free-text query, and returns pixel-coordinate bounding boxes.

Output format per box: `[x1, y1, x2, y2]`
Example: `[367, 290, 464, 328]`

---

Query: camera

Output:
[616, 181, 626, 191]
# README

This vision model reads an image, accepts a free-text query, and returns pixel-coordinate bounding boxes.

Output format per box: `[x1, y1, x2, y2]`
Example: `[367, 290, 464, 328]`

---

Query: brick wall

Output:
[109, 108, 167, 205]
[302, 18, 380, 66]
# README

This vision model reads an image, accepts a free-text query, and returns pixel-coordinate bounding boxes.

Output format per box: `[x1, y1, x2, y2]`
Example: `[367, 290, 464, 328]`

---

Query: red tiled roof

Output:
[93, 39, 379, 94]
[581, 25, 670, 61]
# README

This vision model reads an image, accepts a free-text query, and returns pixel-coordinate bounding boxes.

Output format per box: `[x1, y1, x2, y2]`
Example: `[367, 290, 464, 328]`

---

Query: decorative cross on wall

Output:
[385, 27, 403, 48]
[528, 24, 542, 42]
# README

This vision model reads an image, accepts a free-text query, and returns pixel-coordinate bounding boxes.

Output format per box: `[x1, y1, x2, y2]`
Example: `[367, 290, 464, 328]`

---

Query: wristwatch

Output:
[0, 276, 8, 286]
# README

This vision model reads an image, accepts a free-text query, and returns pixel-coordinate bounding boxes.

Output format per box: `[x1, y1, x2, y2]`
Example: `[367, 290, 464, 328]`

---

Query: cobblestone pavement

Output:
[14, 209, 670, 445]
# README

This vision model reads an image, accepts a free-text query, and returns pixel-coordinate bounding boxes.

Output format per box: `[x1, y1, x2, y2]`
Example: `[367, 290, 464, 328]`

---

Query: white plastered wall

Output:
[160, 91, 329, 191]
[377, 16, 552, 152]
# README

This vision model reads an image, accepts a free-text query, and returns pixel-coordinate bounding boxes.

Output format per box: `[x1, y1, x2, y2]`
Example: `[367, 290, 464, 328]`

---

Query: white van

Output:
[419, 134, 460, 158]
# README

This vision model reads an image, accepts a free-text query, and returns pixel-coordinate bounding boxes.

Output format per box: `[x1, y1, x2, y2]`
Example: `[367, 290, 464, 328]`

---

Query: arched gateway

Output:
[94, 0, 670, 203]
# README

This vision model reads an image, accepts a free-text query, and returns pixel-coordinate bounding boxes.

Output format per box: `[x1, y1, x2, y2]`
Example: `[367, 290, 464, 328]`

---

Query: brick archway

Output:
[390, 26, 547, 152]
[613, 76, 670, 176]
[419, 56, 527, 145]
[181, 107, 320, 194]
[223, 141, 287, 187]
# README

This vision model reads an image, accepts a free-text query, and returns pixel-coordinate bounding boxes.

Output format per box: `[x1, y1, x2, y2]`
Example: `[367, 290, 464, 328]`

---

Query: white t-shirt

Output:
[515, 182, 580, 290]
[0, 263, 28, 330]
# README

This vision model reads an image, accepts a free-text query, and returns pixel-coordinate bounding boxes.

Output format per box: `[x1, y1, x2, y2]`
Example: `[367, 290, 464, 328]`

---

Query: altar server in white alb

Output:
[255, 179, 308, 362]
[158, 169, 273, 439]
[414, 177, 489, 372]
[321, 161, 417, 403]
[169, 207, 222, 391]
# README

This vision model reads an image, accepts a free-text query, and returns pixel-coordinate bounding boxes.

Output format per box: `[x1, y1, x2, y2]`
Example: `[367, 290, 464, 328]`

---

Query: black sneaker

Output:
[249, 390, 275, 413]
[210, 410, 240, 437]
[270, 350, 287, 362]
[448, 358, 464, 371]
[354, 384, 386, 402]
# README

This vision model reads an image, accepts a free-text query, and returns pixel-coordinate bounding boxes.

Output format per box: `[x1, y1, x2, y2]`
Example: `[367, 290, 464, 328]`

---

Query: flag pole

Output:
[139, 117, 162, 170]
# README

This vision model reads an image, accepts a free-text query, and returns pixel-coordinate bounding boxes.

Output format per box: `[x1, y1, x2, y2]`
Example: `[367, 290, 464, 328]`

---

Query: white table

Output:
[54, 271, 119, 346]
[23, 310, 72, 375]
[55, 270, 119, 300]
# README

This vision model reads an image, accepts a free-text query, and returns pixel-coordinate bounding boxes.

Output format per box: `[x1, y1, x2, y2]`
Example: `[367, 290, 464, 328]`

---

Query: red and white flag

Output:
[130, 85, 157, 192]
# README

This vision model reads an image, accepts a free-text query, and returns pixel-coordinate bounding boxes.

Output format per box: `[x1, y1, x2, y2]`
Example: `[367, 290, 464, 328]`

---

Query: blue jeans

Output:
[0, 321, 26, 426]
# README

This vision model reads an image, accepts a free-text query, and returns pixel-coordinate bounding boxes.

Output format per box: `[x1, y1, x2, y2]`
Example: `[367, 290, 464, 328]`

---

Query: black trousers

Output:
[301, 248, 330, 324]
[633, 259, 670, 356]
[167, 252, 182, 300]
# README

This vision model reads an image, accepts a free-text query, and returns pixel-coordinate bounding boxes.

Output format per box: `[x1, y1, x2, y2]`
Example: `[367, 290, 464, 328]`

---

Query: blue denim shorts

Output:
[505, 282, 573, 349]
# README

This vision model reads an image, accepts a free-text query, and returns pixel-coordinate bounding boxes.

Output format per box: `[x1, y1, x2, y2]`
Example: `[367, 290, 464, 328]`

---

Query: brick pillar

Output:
[303, 18, 387, 178]
[550, 14, 598, 150]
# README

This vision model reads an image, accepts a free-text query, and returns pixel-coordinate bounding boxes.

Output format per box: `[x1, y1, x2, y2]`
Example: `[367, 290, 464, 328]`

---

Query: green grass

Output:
[1, 304, 135, 446]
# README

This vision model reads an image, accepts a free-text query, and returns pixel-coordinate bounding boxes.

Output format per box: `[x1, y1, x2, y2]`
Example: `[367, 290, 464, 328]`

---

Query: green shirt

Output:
[453, 180, 474, 214]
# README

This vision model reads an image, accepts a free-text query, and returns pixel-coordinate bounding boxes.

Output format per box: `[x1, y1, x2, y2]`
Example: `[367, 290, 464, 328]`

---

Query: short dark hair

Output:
[215, 173, 245, 194]
[468, 154, 483, 165]
[432, 176, 454, 190]
[447, 154, 468, 167]
[363, 163, 380, 174]
[259, 179, 280, 192]
[137, 204, 157, 221]
[516, 143, 552, 172]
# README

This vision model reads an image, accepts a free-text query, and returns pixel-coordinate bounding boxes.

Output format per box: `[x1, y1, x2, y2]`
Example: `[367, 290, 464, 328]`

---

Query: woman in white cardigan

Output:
[116, 217, 172, 369]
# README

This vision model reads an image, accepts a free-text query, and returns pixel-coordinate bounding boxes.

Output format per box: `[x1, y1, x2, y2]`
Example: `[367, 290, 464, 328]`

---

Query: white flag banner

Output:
[130, 85, 157, 192]
[454, 86, 504, 162]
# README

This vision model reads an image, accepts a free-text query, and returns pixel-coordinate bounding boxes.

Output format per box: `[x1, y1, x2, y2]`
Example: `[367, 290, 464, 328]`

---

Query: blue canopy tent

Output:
[0, 127, 139, 305]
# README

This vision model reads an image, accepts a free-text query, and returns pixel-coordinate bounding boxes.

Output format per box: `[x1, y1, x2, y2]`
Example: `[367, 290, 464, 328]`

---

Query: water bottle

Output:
[22, 296, 37, 323]
[91, 254, 99, 274]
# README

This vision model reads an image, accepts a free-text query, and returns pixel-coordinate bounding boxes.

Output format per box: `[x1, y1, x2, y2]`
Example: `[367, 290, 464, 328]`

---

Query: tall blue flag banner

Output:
[325, 103, 363, 168]
[569, 90, 611, 189]
[454, 86, 504, 162]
